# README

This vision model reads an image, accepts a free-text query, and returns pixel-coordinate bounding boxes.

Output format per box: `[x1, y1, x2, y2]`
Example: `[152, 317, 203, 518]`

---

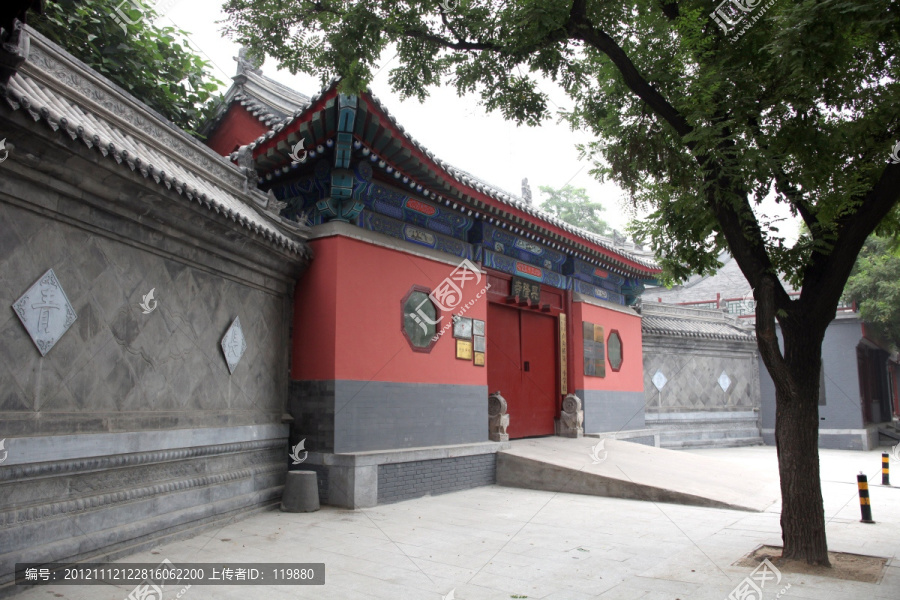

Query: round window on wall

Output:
[608, 330, 623, 372]
[401, 286, 440, 352]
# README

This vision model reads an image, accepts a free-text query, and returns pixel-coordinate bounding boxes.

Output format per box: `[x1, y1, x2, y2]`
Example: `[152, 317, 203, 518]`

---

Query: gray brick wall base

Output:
[762, 427, 878, 451]
[0, 426, 288, 592]
[579, 389, 646, 433]
[296, 441, 508, 509]
[289, 380, 490, 453]
[377, 454, 496, 505]
[647, 411, 762, 449]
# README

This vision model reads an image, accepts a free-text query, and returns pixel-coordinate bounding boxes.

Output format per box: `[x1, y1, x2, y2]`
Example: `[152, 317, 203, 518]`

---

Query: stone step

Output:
[661, 437, 764, 449]
[877, 426, 900, 441]
[656, 427, 762, 444]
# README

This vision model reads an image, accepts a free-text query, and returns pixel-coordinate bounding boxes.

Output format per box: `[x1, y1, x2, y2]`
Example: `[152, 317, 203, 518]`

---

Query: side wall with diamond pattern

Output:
[0, 124, 308, 591]
[642, 334, 762, 448]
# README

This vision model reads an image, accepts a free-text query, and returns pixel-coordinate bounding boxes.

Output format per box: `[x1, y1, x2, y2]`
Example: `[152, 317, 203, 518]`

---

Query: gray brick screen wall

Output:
[377, 454, 496, 504]
[0, 32, 311, 591]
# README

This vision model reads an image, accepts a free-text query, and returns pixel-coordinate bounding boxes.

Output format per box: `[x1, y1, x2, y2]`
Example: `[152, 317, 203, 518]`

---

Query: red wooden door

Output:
[520, 310, 558, 437]
[487, 303, 558, 438]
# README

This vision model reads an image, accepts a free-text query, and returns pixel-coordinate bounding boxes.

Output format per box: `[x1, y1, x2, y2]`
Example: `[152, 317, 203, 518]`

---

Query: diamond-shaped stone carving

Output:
[221, 317, 247, 375]
[652, 370, 667, 391]
[718, 371, 732, 392]
[12, 269, 77, 357]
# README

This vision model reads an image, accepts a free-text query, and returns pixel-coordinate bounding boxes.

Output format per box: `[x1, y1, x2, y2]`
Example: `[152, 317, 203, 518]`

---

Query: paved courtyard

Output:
[13, 446, 900, 600]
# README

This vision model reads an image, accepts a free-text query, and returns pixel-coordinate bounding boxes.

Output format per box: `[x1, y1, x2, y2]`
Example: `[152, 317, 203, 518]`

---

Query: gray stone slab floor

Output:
[11, 446, 899, 600]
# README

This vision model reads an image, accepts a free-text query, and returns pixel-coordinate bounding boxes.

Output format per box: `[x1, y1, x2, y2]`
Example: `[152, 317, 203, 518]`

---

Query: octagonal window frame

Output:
[401, 284, 441, 353]
[607, 329, 623, 372]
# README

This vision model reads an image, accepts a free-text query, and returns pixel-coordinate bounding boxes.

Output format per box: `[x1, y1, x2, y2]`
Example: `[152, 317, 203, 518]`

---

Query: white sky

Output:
[159, 0, 800, 243]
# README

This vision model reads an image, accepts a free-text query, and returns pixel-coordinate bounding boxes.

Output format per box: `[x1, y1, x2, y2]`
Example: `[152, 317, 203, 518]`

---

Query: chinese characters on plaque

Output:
[559, 313, 567, 394]
[453, 316, 485, 365]
[511, 276, 541, 305]
[12, 269, 77, 356]
[583, 321, 605, 378]
[472, 319, 485, 366]
[452, 316, 473, 340]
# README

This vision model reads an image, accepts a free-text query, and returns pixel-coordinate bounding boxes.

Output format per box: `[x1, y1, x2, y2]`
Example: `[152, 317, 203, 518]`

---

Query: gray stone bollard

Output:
[281, 471, 320, 513]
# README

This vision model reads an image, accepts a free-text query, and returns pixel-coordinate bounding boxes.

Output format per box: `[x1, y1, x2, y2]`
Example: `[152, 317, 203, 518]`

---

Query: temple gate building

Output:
[201, 57, 662, 507]
[5, 26, 816, 591]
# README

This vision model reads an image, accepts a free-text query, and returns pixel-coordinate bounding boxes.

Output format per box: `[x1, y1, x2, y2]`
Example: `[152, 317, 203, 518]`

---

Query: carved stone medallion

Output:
[12, 269, 77, 357]
[221, 317, 247, 375]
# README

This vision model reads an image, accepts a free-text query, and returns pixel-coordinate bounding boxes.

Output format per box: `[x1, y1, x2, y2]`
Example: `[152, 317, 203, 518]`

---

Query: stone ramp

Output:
[497, 437, 779, 512]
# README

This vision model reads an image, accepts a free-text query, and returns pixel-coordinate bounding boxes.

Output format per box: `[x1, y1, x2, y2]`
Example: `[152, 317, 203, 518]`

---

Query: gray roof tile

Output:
[3, 30, 309, 258]
[639, 302, 755, 341]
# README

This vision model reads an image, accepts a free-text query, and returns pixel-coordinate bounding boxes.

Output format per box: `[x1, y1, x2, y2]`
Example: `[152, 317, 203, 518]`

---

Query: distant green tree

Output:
[31, 0, 222, 135]
[538, 185, 610, 236]
[844, 237, 900, 349]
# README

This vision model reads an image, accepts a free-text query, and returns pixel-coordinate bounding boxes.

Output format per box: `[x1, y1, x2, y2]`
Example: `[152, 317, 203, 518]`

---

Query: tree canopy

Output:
[223, 0, 900, 564]
[538, 184, 610, 236]
[223, 0, 899, 290]
[844, 236, 900, 350]
[32, 0, 223, 134]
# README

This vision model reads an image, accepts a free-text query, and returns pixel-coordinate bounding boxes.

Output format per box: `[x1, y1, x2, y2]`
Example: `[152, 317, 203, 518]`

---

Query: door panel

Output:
[520, 310, 558, 437]
[487, 304, 522, 430]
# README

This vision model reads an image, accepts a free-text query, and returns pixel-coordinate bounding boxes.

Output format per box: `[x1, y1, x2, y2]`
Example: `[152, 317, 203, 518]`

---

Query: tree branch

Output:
[399, 26, 499, 51]
[755, 275, 790, 377]
[567, 14, 784, 307]
[774, 168, 818, 232]
[439, 5, 466, 45]
[746, 115, 819, 233]
[568, 18, 692, 138]
[801, 162, 900, 325]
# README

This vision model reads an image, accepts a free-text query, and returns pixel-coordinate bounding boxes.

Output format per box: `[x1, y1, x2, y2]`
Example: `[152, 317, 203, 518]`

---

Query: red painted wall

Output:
[292, 236, 338, 378]
[571, 301, 643, 392]
[292, 235, 488, 385]
[206, 104, 270, 157]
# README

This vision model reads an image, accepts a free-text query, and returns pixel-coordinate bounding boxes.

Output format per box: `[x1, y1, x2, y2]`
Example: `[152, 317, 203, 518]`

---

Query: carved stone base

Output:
[491, 429, 510, 443]
[558, 394, 584, 438]
[488, 391, 510, 442]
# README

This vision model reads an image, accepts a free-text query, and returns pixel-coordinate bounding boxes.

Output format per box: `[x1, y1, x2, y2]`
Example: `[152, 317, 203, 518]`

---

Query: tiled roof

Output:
[648, 252, 795, 303]
[639, 302, 755, 341]
[231, 70, 311, 127]
[448, 164, 656, 269]
[3, 30, 309, 258]
[235, 78, 658, 274]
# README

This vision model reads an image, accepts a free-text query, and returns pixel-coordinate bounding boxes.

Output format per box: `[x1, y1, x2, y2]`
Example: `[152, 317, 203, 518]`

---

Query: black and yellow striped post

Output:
[883, 453, 890, 486]
[857, 472, 875, 523]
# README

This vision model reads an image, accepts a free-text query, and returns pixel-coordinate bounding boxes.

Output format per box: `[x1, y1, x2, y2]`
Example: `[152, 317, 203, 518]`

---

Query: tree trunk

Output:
[770, 321, 831, 565]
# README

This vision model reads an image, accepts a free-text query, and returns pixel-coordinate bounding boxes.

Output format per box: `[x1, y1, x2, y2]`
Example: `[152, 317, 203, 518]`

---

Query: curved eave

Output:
[245, 81, 659, 278]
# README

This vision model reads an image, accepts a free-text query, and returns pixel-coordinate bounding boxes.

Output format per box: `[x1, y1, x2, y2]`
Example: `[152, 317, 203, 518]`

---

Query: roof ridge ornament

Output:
[0, 6, 34, 87]
[235, 47, 263, 77]
[521, 178, 533, 205]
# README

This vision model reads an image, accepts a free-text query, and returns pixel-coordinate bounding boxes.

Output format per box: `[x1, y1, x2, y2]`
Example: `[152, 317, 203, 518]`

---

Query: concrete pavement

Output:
[9, 445, 899, 600]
